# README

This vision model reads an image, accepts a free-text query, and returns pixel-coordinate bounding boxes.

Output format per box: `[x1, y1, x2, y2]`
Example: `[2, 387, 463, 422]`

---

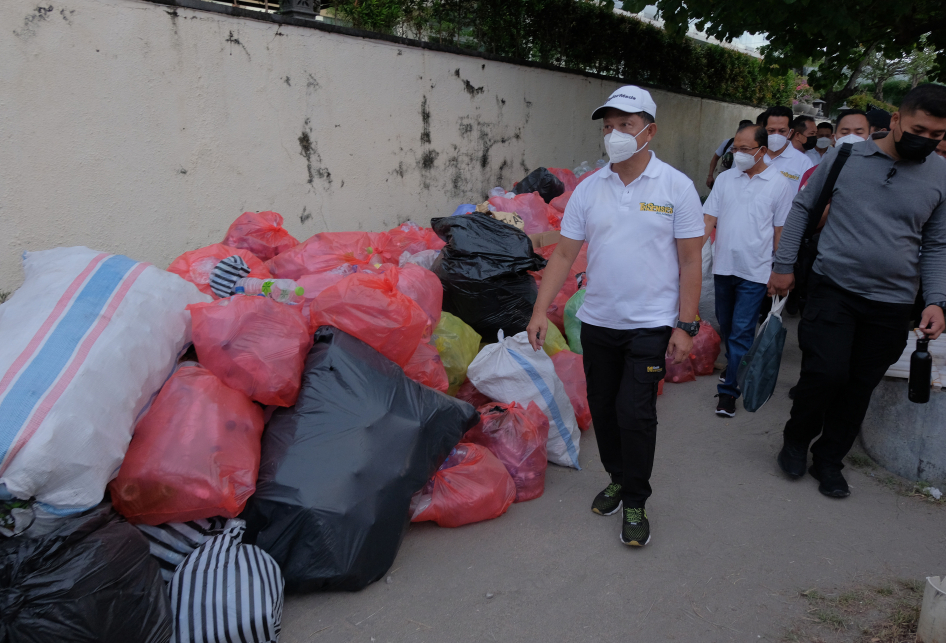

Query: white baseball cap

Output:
[592, 85, 657, 121]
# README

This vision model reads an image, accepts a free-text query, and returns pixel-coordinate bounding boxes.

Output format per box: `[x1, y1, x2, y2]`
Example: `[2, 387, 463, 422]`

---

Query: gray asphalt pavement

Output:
[280, 316, 946, 642]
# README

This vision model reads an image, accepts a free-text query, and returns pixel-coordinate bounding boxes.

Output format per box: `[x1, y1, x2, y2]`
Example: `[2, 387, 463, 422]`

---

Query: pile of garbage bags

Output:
[0, 160, 722, 638]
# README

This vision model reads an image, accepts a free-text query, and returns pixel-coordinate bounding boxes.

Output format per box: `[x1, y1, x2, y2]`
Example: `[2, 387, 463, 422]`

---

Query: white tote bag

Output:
[467, 331, 581, 468]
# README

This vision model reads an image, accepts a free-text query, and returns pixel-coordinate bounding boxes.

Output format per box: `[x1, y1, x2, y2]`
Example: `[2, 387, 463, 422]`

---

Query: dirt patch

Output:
[781, 578, 924, 642]
[846, 447, 945, 504]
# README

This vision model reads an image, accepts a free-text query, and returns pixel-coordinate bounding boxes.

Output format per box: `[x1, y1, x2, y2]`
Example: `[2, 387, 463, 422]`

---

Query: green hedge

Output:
[331, 0, 792, 106]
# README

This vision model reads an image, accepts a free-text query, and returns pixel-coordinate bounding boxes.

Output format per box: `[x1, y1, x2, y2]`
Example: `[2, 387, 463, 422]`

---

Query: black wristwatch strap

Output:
[676, 320, 700, 337]
[929, 301, 946, 313]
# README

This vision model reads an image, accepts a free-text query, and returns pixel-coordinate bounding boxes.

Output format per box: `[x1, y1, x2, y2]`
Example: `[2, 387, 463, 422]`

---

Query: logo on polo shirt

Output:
[640, 202, 674, 216]
[780, 170, 800, 181]
[646, 365, 664, 373]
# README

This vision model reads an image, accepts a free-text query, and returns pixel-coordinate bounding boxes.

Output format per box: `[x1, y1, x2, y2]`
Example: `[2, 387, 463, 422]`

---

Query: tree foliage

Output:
[327, 0, 793, 105]
[620, 0, 945, 112]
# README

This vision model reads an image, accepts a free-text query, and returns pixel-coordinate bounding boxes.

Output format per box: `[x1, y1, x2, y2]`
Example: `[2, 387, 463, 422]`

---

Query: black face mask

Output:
[802, 135, 817, 151]
[894, 126, 942, 161]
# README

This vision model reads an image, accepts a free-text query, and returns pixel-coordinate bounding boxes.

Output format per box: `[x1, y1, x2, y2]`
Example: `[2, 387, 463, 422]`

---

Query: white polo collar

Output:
[738, 163, 778, 181]
[597, 151, 662, 181]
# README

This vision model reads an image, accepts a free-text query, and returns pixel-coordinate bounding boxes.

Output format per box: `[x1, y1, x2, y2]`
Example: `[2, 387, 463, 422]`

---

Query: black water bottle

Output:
[909, 337, 932, 404]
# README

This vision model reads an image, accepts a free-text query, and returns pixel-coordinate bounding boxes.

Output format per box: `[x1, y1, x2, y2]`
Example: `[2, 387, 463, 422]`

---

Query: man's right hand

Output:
[526, 313, 548, 352]
[706, 175, 715, 189]
[767, 271, 795, 297]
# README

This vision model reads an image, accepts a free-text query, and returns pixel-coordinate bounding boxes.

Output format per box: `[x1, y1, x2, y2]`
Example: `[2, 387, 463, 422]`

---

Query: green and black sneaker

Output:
[591, 482, 623, 516]
[620, 507, 651, 546]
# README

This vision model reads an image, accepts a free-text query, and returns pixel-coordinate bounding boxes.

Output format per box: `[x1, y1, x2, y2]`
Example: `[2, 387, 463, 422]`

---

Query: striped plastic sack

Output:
[0, 247, 211, 512]
[169, 519, 284, 643]
[467, 330, 581, 469]
[137, 517, 229, 583]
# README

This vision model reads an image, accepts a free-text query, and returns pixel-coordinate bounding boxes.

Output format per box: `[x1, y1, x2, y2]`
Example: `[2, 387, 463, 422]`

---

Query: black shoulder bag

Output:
[794, 143, 853, 307]
[720, 137, 736, 170]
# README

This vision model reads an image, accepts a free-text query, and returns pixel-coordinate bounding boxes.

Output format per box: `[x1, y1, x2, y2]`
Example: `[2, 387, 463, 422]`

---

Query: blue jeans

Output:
[714, 275, 769, 398]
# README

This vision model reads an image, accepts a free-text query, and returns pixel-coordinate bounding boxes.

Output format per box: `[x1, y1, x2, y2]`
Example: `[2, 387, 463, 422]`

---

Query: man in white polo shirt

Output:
[526, 86, 704, 547]
[702, 123, 795, 417]
[762, 106, 814, 188]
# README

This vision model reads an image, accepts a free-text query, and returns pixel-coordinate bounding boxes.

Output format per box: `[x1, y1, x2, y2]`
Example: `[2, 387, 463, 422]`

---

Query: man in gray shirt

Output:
[768, 84, 946, 498]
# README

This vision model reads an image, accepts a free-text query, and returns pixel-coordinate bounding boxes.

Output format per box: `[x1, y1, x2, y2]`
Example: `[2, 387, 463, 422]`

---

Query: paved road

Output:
[280, 317, 946, 642]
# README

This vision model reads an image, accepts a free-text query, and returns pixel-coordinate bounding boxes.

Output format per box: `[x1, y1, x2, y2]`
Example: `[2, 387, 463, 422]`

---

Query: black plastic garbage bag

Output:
[241, 327, 479, 593]
[513, 167, 565, 203]
[431, 213, 547, 340]
[0, 504, 172, 643]
[737, 295, 788, 412]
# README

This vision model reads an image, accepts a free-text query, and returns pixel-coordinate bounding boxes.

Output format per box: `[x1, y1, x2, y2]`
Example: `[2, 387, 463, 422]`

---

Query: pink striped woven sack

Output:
[0, 247, 210, 512]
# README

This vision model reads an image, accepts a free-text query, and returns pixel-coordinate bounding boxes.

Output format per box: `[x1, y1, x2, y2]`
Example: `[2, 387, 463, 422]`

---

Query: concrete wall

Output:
[0, 0, 759, 290]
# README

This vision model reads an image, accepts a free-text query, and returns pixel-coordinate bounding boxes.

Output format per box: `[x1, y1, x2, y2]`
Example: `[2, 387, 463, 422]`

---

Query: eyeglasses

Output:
[733, 146, 761, 154]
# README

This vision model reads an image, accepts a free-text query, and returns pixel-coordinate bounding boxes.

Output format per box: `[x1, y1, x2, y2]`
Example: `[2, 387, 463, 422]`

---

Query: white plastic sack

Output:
[467, 330, 581, 468]
[170, 519, 284, 643]
[0, 247, 210, 511]
[699, 237, 719, 332]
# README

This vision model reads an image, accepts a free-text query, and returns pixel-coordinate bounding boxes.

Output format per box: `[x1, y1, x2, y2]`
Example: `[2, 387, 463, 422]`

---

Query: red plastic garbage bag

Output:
[456, 378, 494, 407]
[532, 243, 589, 331]
[266, 231, 391, 278]
[550, 191, 572, 214]
[311, 268, 428, 367]
[488, 192, 554, 235]
[396, 263, 443, 330]
[665, 355, 696, 383]
[386, 222, 446, 255]
[547, 168, 579, 193]
[222, 211, 299, 262]
[296, 264, 357, 300]
[577, 167, 600, 184]
[690, 321, 722, 376]
[109, 365, 264, 525]
[404, 342, 450, 392]
[167, 244, 271, 298]
[188, 295, 312, 406]
[462, 402, 549, 502]
[410, 444, 516, 527]
[551, 350, 592, 431]
[547, 205, 563, 230]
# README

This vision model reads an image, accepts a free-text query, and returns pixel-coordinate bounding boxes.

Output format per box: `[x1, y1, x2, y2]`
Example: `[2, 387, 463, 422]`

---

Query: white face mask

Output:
[604, 126, 650, 163]
[835, 133, 867, 146]
[733, 150, 761, 172]
[767, 133, 788, 151]
[816, 137, 832, 149]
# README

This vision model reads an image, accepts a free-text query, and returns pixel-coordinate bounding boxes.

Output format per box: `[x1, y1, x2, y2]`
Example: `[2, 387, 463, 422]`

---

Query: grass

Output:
[845, 448, 945, 504]
[783, 578, 924, 643]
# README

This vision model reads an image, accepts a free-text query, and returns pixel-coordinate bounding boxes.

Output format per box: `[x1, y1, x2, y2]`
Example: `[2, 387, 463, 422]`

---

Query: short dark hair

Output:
[737, 123, 768, 149]
[900, 83, 946, 119]
[791, 115, 815, 133]
[638, 111, 655, 125]
[763, 106, 794, 127]
[866, 107, 891, 130]
[756, 111, 768, 125]
[817, 121, 834, 133]
[739, 119, 753, 128]
[836, 109, 868, 129]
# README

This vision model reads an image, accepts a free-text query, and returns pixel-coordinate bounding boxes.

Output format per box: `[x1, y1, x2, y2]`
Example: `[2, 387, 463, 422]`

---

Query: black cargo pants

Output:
[581, 323, 672, 508]
[783, 273, 913, 470]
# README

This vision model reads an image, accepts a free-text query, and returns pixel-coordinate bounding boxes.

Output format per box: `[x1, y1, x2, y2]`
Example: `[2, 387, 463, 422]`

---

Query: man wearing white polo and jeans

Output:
[762, 106, 814, 189]
[526, 86, 703, 547]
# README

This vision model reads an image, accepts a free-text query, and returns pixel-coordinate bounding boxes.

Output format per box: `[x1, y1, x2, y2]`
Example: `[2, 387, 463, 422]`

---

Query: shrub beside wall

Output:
[330, 0, 793, 106]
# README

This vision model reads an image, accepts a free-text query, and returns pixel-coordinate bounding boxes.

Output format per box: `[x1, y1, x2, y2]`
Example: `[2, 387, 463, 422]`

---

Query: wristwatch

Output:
[929, 301, 946, 314]
[676, 320, 700, 337]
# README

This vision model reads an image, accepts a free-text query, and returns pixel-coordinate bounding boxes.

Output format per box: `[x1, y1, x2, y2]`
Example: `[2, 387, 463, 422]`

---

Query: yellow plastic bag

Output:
[433, 313, 482, 395]
[543, 321, 568, 357]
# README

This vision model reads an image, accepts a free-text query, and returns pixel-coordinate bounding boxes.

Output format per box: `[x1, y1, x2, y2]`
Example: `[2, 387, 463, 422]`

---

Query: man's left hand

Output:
[919, 305, 945, 340]
[667, 328, 693, 364]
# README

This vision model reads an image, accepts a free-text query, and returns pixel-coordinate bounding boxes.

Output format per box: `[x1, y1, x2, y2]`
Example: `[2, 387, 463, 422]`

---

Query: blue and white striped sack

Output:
[0, 247, 210, 512]
[467, 330, 581, 468]
[170, 519, 284, 643]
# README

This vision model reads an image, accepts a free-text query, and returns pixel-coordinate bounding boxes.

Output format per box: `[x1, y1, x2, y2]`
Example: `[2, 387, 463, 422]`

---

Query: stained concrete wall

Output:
[0, 0, 759, 290]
